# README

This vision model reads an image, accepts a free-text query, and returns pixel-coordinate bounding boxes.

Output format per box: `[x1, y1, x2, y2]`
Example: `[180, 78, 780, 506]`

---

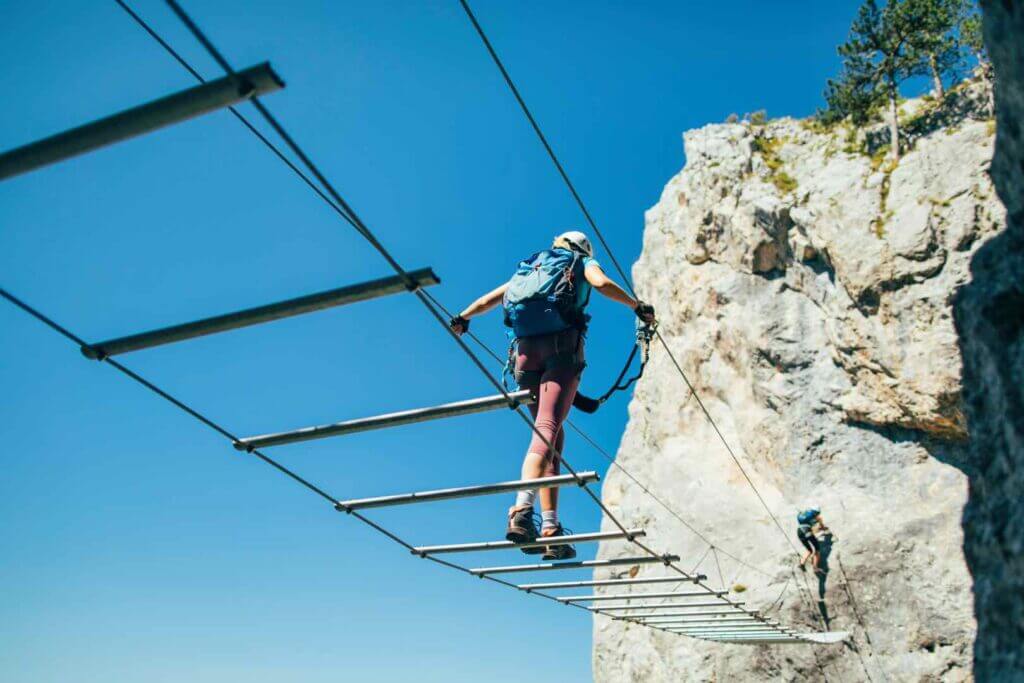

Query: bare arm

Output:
[459, 282, 508, 319]
[585, 264, 639, 309]
[449, 282, 508, 335]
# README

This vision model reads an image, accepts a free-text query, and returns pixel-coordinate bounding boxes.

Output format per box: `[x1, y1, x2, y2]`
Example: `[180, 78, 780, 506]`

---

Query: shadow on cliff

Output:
[864, 82, 993, 154]
[815, 535, 835, 628]
[951, 2, 1024, 677]
[845, 419, 976, 477]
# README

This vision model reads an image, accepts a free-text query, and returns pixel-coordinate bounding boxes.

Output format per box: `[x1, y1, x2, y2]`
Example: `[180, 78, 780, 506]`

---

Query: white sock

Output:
[515, 490, 536, 510]
[541, 509, 559, 532]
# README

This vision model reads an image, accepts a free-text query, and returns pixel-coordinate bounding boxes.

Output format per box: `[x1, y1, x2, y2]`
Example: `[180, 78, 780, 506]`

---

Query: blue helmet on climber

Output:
[449, 231, 656, 560]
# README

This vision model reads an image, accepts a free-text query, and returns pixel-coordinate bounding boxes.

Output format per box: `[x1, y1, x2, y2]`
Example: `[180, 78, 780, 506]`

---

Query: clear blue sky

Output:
[2, 2, 857, 681]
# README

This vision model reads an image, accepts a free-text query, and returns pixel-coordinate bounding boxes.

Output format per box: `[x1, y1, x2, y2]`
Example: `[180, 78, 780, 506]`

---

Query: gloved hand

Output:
[449, 315, 470, 336]
[634, 301, 656, 324]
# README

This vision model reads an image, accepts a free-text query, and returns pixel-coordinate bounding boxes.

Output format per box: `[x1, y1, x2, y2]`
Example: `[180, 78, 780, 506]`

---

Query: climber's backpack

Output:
[797, 508, 820, 526]
[503, 247, 591, 338]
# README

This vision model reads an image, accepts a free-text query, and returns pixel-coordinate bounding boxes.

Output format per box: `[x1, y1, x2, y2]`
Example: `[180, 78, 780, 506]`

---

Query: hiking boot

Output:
[506, 507, 541, 552]
[541, 524, 577, 561]
[518, 510, 548, 555]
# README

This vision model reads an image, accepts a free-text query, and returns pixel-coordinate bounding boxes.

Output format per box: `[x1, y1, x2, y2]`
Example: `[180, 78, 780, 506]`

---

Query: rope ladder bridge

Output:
[0, 0, 848, 649]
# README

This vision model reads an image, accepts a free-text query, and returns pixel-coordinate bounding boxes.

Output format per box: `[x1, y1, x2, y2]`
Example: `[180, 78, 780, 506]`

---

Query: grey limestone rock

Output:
[594, 82, 1003, 681]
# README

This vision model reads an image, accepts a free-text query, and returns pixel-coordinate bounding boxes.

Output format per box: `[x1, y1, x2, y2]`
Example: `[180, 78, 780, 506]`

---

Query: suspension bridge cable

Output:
[119, 0, 667, 589]
[159, 0, 693, 577]
[108, 0, 802, 638]
[836, 553, 873, 646]
[117, 0, 778, 594]
[456, 0, 808, 567]
[112, 2, 796, 644]
[0, 290, 744, 639]
[654, 331, 804, 559]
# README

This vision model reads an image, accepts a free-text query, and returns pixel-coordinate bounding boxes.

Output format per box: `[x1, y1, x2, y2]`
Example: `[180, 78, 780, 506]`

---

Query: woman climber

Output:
[449, 230, 656, 560]
[797, 506, 832, 574]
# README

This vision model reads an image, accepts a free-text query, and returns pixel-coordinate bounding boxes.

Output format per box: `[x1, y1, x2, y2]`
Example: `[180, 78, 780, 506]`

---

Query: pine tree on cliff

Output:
[820, 64, 879, 126]
[825, 0, 926, 160]
[905, 0, 964, 99]
[958, 7, 994, 113]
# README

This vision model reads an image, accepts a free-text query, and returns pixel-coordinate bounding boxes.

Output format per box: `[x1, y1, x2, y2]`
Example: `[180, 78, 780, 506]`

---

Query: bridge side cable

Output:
[86, 0, 821, 642]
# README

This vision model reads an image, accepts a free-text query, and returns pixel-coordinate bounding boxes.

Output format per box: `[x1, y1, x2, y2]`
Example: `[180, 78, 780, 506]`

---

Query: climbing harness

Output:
[502, 326, 586, 391]
[502, 320, 655, 414]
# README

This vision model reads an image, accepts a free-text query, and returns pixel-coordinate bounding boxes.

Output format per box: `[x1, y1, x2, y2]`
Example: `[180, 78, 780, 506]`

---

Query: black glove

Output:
[449, 315, 470, 335]
[634, 301, 656, 324]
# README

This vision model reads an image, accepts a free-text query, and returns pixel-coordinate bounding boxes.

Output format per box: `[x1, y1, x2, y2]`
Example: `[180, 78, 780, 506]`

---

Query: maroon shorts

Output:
[514, 328, 585, 461]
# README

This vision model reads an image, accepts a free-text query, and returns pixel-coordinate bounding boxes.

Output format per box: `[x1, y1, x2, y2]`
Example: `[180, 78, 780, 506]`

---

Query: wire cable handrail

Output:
[2, 0, 827, 647]
[113, 0, 783, 609]
[0, 0, 851, 655]
[157, 0, 790, 638]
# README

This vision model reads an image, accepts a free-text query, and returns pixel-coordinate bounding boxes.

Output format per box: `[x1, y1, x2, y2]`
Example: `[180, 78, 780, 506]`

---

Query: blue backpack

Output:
[797, 508, 820, 526]
[503, 248, 591, 338]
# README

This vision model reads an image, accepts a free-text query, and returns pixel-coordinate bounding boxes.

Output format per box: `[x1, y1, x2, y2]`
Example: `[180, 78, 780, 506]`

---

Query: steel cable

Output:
[81, 0, 803, 639]
[116, 0, 775, 591]
[161, 0, 740, 604]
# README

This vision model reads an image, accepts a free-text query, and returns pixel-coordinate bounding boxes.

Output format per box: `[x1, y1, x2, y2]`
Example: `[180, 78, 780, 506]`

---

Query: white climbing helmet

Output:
[556, 230, 594, 257]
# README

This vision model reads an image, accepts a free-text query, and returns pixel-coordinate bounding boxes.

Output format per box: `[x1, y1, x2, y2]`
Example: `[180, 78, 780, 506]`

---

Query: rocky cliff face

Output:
[953, 2, 1024, 680]
[594, 83, 1003, 681]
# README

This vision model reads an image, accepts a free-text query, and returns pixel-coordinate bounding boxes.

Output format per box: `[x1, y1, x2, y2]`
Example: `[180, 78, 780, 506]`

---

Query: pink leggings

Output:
[515, 329, 584, 471]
